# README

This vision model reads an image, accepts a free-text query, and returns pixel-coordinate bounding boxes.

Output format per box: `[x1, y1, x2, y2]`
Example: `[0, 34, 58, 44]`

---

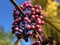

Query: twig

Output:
[14, 39, 22, 45]
[10, 0, 25, 17]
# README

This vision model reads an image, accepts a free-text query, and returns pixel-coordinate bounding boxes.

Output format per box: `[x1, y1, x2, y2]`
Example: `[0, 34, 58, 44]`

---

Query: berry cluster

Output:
[12, 1, 45, 45]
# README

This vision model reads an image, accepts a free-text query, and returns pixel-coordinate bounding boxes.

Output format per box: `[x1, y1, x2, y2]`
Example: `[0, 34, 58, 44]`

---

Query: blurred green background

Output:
[0, 0, 60, 45]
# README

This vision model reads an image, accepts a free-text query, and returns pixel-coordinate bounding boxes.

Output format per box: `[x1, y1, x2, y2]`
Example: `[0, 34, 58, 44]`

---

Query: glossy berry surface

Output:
[12, 1, 46, 44]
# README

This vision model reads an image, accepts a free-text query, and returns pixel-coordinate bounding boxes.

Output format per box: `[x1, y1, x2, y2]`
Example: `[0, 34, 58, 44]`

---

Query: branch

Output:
[14, 39, 21, 45]
[36, 31, 43, 41]
[10, 0, 25, 17]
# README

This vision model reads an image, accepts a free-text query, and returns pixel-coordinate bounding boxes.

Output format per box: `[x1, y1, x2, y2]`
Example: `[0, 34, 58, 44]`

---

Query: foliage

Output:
[0, 27, 14, 45]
